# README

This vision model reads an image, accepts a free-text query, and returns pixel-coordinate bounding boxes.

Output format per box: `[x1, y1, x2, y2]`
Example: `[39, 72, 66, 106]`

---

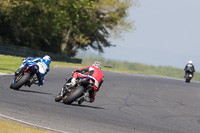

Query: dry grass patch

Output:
[0, 120, 50, 133]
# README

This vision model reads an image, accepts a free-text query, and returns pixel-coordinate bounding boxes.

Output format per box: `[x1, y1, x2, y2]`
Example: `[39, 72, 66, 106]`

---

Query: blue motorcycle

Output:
[10, 61, 39, 90]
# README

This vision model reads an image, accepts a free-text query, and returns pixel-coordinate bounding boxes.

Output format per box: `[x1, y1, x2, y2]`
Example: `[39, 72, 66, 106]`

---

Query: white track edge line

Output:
[0, 73, 14, 75]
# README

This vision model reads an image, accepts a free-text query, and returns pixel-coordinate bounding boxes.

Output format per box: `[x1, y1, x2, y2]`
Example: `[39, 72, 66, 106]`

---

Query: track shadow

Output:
[69, 103, 105, 109]
[18, 89, 52, 95]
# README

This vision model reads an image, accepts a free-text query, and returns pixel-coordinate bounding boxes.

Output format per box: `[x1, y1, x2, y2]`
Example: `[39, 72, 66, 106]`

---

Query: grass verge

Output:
[0, 54, 83, 74]
[0, 54, 138, 74]
[1, 54, 200, 81]
[0, 121, 50, 133]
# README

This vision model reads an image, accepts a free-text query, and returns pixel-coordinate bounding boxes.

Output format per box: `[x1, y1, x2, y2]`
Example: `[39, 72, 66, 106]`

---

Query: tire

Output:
[55, 93, 63, 102]
[10, 73, 30, 90]
[185, 74, 191, 83]
[63, 86, 84, 105]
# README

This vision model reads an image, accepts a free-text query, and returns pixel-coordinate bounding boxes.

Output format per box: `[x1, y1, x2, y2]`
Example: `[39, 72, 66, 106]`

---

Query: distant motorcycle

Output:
[55, 76, 94, 105]
[185, 69, 193, 83]
[10, 61, 39, 90]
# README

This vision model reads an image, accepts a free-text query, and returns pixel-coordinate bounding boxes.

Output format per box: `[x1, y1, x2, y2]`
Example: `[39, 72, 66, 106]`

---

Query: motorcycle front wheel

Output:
[55, 92, 63, 102]
[10, 73, 30, 90]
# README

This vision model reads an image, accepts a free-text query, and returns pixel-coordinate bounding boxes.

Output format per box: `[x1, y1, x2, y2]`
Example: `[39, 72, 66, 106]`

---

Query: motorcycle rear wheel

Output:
[185, 74, 191, 83]
[63, 86, 84, 105]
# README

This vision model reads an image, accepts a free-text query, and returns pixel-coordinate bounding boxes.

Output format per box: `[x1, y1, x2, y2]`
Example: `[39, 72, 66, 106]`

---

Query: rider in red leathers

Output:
[70, 61, 104, 104]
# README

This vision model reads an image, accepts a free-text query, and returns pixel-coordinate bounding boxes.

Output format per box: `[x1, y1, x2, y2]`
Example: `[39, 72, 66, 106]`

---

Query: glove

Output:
[22, 58, 27, 63]
[71, 78, 76, 86]
[75, 70, 81, 73]
[72, 70, 80, 75]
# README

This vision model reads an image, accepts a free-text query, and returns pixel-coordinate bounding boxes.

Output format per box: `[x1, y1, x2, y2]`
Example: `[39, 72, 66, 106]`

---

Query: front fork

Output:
[60, 83, 72, 97]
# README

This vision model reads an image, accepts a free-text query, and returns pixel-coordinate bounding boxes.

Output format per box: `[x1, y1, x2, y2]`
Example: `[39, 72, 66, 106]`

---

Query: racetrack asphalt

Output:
[1, 67, 200, 133]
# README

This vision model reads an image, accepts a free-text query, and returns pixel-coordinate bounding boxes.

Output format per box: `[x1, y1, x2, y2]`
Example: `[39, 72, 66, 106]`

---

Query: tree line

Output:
[0, 0, 137, 57]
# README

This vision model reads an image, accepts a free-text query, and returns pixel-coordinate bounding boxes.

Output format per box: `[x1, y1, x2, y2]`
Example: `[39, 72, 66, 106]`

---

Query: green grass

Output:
[0, 55, 23, 74]
[1, 54, 200, 81]
[82, 57, 200, 81]
[0, 54, 137, 74]
[0, 54, 84, 74]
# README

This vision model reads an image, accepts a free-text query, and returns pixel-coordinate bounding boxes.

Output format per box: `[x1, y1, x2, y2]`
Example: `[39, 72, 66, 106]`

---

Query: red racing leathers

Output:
[72, 66, 104, 102]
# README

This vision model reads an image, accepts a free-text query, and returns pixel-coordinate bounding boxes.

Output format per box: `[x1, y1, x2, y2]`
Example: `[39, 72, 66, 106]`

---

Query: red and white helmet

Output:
[92, 61, 101, 69]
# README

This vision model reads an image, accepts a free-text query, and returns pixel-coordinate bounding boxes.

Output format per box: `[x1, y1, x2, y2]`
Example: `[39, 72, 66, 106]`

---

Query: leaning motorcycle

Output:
[55, 76, 94, 105]
[185, 69, 193, 83]
[10, 61, 39, 90]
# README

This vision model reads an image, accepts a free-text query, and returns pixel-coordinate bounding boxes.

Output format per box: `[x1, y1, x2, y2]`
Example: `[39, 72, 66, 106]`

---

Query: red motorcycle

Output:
[55, 76, 94, 105]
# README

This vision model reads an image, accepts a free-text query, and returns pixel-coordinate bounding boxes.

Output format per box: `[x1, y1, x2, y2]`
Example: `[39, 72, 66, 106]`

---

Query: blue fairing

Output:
[24, 61, 39, 74]
[13, 61, 39, 83]
[28, 65, 39, 74]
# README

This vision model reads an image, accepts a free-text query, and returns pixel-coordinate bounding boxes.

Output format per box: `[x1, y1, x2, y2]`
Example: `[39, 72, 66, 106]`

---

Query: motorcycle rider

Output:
[67, 61, 104, 104]
[15, 55, 51, 87]
[184, 60, 195, 77]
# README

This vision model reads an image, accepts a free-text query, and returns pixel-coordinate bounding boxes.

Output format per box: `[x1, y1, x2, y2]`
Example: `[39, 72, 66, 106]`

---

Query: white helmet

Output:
[43, 55, 51, 62]
[188, 60, 192, 64]
[92, 61, 101, 69]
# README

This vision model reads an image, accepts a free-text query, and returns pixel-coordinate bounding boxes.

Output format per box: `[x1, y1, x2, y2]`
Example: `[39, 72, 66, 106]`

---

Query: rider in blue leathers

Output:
[16, 55, 51, 86]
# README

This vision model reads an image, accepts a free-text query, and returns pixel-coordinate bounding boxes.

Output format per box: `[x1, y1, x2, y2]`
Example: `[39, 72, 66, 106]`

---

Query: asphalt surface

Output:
[1, 67, 200, 133]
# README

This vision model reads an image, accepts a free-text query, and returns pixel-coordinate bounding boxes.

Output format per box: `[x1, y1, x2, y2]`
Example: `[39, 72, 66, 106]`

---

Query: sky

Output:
[79, 0, 200, 71]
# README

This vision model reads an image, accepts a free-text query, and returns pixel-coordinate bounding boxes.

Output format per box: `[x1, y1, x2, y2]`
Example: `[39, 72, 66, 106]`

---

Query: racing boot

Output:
[84, 92, 91, 102]
[78, 97, 85, 105]
[78, 92, 90, 105]
[27, 77, 38, 87]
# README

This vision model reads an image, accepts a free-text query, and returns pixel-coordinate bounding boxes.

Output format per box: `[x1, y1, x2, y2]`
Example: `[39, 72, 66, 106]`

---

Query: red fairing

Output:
[72, 66, 104, 87]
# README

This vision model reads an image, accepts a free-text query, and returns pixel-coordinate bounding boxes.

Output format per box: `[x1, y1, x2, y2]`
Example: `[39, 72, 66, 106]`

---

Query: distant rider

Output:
[68, 61, 104, 104]
[15, 55, 51, 86]
[184, 60, 195, 77]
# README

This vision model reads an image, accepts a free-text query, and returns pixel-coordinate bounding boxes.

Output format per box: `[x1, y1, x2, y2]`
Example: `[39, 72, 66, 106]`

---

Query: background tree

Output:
[0, 0, 138, 56]
[0, 0, 65, 53]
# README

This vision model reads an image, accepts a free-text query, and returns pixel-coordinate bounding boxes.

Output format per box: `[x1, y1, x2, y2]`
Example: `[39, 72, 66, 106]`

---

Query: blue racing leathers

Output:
[19, 57, 50, 86]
